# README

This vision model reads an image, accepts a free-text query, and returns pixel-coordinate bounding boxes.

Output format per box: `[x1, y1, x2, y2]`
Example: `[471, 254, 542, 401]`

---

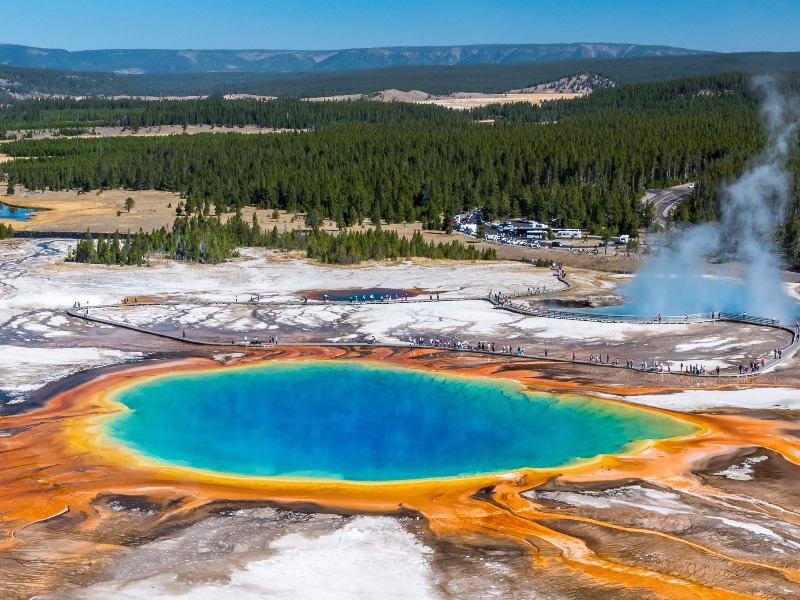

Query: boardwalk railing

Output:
[489, 293, 790, 331]
[717, 312, 782, 327]
[488, 298, 718, 324]
[66, 299, 798, 378]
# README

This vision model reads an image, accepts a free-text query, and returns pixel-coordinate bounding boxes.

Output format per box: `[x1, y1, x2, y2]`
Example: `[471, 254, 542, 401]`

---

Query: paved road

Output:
[646, 183, 694, 226]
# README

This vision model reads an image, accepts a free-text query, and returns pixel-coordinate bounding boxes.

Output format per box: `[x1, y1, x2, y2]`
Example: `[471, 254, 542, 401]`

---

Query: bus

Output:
[554, 229, 581, 239]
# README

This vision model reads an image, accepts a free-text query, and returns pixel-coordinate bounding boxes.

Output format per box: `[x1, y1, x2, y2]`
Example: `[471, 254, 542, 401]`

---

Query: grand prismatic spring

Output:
[103, 361, 697, 481]
[5, 340, 800, 599]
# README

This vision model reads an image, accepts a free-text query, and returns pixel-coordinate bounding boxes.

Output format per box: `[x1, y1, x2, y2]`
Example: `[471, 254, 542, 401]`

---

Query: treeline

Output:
[1, 74, 775, 236]
[70, 229, 151, 265]
[5, 71, 797, 134]
[475, 72, 797, 226]
[3, 74, 799, 238]
[0, 223, 13, 239]
[306, 228, 495, 264]
[68, 214, 495, 266]
[0, 123, 648, 233]
[0, 65, 128, 99]
[0, 97, 463, 134]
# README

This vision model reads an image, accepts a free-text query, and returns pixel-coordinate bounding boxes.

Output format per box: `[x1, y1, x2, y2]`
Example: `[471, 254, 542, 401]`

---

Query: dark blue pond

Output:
[309, 288, 418, 302]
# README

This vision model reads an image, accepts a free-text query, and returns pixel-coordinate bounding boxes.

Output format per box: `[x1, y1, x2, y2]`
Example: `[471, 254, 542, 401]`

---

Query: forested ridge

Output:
[4, 73, 796, 237]
[3, 73, 800, 267]
[0, 51, 798, 98]
[0, 96, 464, 134]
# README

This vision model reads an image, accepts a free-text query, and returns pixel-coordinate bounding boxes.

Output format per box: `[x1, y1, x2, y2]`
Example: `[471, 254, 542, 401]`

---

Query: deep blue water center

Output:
[106, 362, 695, 481]
[0, 202, 34, 221]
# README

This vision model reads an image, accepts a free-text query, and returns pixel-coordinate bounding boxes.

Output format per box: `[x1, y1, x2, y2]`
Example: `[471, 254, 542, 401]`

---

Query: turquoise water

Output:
[106, 362, 696, 481]
[0, 202, 34, 221]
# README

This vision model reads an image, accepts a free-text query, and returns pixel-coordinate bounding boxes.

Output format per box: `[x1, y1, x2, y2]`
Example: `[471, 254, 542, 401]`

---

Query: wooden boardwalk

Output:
[66, 291, 799, 379]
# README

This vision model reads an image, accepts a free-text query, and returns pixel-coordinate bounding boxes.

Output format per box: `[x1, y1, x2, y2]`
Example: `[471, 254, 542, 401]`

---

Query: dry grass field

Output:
[1, 187, 180, 233]
[307, 89, 586, 109]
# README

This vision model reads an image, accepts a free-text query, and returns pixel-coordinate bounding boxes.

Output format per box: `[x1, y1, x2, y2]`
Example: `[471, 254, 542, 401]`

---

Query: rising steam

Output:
[621, 76, 800, 322]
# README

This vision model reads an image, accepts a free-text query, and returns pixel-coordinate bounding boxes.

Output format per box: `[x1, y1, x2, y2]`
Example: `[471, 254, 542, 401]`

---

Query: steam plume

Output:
[621, 76, 800, 322]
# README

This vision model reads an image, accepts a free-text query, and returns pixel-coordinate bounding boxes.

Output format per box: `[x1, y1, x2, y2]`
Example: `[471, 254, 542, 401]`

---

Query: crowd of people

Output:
[406, 335, 789, 378]
[409, 337, 497, 352]
[76, 289, 791, 381]
[489, 287, 550, 305]
[738, 359, 766, 374]
[237, 335, 279, 347]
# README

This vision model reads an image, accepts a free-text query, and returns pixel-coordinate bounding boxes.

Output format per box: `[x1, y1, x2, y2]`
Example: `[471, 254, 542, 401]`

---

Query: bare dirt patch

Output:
[0, 124, 301, 142]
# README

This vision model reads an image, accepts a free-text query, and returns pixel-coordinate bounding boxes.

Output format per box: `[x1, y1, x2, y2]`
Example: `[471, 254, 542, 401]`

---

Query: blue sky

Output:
[1, 0, 798, 52]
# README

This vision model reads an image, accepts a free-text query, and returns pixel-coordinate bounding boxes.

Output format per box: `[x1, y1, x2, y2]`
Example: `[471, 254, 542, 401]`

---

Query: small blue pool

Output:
[308, 288, 419, 302]
[0, 202, 34, 221]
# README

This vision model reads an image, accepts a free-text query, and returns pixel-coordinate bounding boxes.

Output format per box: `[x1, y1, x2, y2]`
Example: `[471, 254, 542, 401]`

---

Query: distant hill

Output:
[0, 43, 710, 74]
[0, 51, 798, 101]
